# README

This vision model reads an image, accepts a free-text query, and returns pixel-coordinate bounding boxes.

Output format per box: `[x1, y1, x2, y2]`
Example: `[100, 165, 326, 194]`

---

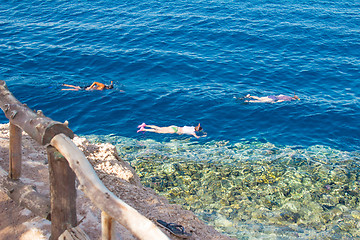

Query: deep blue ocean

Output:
[1, 0, 359, 151]
[1, 0, 360, 238]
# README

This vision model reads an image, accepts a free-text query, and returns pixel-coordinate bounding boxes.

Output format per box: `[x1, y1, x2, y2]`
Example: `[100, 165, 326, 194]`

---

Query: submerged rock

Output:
[86, 134, 360, 239]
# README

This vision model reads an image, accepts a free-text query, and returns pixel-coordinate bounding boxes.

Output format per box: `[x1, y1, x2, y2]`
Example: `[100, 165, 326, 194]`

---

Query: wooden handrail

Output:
[0, 81, 74, 145]
[51, 134, 169, 239]
[0, 81, 170, 240]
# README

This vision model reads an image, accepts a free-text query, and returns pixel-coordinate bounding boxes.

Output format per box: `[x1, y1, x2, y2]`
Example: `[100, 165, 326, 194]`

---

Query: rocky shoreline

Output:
[0, 123, 232, 240]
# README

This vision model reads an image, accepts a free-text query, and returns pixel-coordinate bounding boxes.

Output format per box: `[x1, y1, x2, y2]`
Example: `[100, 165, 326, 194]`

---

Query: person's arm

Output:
[86, 82, 96, 90]
[192, 133, 200, 138]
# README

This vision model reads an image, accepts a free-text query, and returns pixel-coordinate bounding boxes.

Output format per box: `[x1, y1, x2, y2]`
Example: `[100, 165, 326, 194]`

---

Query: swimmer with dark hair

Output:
[137, 123, 205, 139]
[62, 81, 114, 91]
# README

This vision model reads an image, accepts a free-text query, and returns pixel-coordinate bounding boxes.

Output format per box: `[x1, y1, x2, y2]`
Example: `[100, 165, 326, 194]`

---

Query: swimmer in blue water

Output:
[238, 94, 300, 103]
[137, 123, 205, 139]
[62, 81, 113, 91]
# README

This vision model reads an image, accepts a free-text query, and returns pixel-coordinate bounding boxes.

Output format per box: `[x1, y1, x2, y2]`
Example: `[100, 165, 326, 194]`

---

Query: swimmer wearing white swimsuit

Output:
[180, 126, 196, 136]
[137, 123, 204, 138]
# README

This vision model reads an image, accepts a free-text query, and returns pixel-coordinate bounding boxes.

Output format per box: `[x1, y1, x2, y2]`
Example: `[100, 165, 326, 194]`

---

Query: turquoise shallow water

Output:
[1, 0, 360, 238]
[88, 134, 360, 239]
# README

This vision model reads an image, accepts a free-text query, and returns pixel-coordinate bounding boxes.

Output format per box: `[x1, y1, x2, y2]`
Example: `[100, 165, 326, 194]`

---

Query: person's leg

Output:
[62, 84, 80, 88]
[248, 95, 261, 100]
[156, 126, 176, 134]
[138, 125, 160, 133]
[137, 123, 146, 128]
[61, 88, 80, 91]
[145, 125, 159, 129]
[62, 84, 81, 91]
[140, 126, 176, 134]
[245, 97, 273, 103]
[139, 127, 164, 133]
[141, 128, 158, 133]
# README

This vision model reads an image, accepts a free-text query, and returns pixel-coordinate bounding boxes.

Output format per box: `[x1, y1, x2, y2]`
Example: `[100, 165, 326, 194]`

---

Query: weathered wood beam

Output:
[50, 134, 170, 240]
[0, 166, 51, 220]
[9, 122, 22, 179]
[0, 80, 74, 145]
[48, 146, 77, 240]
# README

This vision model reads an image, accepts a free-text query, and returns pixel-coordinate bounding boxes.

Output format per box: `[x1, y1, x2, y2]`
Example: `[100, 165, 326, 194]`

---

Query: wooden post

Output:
[101, 211, 114, 240]
[48, 146, 77, 240]
[51, 134, 170, 240]
[9, 122, 22, 179]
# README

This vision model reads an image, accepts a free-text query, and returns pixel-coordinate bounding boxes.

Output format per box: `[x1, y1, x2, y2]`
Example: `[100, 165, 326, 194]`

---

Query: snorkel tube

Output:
[107, 81, 114, 89]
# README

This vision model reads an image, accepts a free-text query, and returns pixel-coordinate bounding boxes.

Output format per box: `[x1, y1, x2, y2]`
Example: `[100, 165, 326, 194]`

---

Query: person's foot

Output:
[137, 126, 145, 133]
[137, 123, 146, 128]
[245, 94, 251, 98]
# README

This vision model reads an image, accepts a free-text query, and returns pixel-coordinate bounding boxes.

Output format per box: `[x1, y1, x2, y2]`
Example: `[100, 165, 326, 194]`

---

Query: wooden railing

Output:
[0, 80, 170, 240]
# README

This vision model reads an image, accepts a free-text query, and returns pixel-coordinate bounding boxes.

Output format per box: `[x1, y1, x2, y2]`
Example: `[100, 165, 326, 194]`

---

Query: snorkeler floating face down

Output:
[137, 123, 206, 139]
[61, 81, 114, 91]
[235, 93, 300, 103]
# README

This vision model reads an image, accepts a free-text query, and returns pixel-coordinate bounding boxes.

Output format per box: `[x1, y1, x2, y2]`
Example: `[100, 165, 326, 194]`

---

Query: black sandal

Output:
[156, 219, 192, 239]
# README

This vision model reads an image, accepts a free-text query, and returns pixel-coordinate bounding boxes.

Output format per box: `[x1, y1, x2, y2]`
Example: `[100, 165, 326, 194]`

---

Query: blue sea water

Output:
[1, 0, 360, 238]
[1, 0, 359, 151]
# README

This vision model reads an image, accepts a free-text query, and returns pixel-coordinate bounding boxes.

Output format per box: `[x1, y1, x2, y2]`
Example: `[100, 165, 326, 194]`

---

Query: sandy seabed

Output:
[0, 123, 233, 240]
